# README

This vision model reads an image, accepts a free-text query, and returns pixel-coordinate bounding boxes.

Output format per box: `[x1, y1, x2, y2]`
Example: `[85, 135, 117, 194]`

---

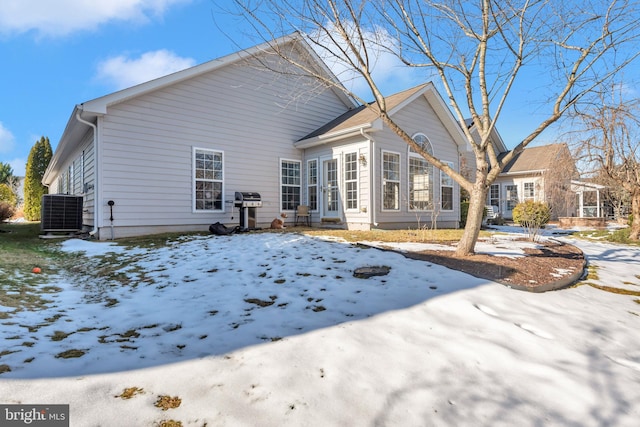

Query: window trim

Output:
[306, 158, 318, 212]
[280, 158, 302, 212]
[381, 149, 401, 211]
[408, 133, 434, 211]
[344, 152, 358, 211]
[523, 181, 535, 200]
[192, 147, 225, 213]
[440, 160, 455, 211]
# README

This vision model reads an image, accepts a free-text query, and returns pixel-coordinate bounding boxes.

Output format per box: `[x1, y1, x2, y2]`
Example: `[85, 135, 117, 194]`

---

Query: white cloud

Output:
[0, 122, 16, 154]
[309, 23, 422, 101]
[96, 50, 197, 89]
[0, 0, 190, 37]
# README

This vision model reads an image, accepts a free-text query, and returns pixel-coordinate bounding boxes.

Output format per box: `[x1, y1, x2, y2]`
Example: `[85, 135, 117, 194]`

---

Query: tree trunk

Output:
[630, 191, 640, 241]
[456, 184, 488, 256]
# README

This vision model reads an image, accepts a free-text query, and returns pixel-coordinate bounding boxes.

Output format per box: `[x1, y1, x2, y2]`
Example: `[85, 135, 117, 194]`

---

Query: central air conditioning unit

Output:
[41, 194, 84, 232]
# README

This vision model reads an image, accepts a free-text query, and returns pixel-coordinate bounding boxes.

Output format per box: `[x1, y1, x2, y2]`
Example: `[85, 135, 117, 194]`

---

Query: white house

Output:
[43, 34, 469, 239]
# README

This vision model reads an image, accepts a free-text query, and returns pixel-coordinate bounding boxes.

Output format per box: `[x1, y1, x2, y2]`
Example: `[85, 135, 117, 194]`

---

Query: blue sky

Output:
[0, 0, 624, 177]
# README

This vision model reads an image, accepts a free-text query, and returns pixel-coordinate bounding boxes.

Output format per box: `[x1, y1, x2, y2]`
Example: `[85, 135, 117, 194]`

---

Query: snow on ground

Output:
[0, 229, 639, 426]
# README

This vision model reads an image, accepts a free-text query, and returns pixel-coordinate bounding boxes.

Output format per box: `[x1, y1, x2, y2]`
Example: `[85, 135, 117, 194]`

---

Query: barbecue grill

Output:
[234, 192, 262, 230]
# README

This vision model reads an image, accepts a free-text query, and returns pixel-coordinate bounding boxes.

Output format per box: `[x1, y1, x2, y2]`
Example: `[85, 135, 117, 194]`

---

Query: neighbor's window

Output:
[409, 133, 434, 210]
[524, 182, 535, 200]
[382, 151, 400, 210]
[440, 161, 454, 211]
[345, 152, 358, 210]
[281, 159, 301, 211]
[307, 159, 318, 211]
[194, 148, 223, 211]
[490, 184, 500, 208]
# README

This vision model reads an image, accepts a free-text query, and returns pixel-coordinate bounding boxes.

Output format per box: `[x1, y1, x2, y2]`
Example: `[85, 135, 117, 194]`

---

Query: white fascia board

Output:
[295, 123, 377, 149]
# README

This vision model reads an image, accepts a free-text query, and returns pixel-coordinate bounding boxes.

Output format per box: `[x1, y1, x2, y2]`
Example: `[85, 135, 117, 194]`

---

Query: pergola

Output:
[570, 180, 606, 218]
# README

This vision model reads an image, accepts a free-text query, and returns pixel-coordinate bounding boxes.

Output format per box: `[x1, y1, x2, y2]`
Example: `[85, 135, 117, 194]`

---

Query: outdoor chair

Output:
[295, 205, 311, 226]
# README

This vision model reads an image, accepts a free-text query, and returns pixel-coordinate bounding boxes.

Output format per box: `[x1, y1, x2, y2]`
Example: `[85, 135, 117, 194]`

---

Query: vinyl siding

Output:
[373, 95, 461, 228]
[97, 55, 350, 233]
[303, 136, 371, 227]
[48, 129, 95, 228]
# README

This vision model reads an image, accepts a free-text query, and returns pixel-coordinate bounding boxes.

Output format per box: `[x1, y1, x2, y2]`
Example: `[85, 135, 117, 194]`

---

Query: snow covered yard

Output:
[0, 230, 639, 426]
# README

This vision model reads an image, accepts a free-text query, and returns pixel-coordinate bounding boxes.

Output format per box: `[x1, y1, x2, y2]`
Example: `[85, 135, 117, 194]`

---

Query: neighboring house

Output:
[42, 34, 469, 239]
[491, 143, 579, 219]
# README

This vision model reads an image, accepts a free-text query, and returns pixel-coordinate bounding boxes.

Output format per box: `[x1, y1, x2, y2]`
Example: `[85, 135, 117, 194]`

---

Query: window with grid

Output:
[409, 157, 433, 210]
[281, 159, 301, 211]
[344, 152, 358, 210]
[307, 159, 318, 211]
[490, 184, 500, 208]
[194, 148, 223, 211]
[383, 151, 400, 210]
[440, 161, 455, 211]
[524, 182, 535, 200]
[409, 134, 434, 210]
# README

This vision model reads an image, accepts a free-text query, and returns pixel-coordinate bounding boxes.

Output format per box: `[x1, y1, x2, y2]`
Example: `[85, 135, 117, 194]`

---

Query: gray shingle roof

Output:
[500, 144, 566, 173]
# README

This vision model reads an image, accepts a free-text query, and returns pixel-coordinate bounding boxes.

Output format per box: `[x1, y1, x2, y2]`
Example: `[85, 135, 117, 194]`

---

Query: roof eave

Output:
[295, 123, 376, 148]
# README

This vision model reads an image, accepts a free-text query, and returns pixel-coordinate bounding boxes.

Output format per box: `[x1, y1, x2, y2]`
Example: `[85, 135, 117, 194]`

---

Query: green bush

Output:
[512, 200, 551, 241]
[460, 201, 470, 228]
[0, 183, 16, 206]
[460, 202, 489, 228]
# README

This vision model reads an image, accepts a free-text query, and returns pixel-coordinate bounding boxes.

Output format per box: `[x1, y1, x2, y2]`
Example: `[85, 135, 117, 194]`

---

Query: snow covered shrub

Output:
[512, 200, 551, 242]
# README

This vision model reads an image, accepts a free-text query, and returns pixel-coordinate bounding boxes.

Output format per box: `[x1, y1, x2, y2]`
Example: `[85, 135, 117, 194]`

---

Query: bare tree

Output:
[227, 0, 640, 255]
[571, 89, 640, 239]
[544, 144, 579, 219]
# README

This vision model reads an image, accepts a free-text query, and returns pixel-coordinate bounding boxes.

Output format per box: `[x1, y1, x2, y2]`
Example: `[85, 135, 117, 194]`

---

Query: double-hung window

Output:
[194, 148, 223, 211]
[382, 151, 400, 210]
[408, 133, 434, 210]
[440, 161, 454, 211]
[281, 159, 301, 211]
[524, 182, 535, 200]
[344, 152, 358, 210]
[307, 159, 318, 211]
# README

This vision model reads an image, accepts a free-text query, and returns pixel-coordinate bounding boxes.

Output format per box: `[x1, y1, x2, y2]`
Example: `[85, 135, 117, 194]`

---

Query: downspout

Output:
[360, 129, 378, 227]
[75, 106, 100, 237]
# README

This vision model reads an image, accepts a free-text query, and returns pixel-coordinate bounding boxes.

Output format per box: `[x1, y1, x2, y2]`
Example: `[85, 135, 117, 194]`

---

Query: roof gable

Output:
[296, 83, 468, 149]
[81, 33, 355, 117]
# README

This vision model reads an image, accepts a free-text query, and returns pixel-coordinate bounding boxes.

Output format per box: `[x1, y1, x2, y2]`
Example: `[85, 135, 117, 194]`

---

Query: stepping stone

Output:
[353, 266, 391, 279]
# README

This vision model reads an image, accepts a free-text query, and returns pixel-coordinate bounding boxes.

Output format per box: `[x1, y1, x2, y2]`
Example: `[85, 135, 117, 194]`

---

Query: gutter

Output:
[75, 106, 100, 237]
[360, 128, 378, 228]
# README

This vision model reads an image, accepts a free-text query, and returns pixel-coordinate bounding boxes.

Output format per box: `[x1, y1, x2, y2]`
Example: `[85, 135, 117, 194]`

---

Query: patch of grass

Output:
[303, 228, 488, 243]
[585, 283, 640, 296]
[55, 349, 86, 359]
[154, 395, 182, 411]
[115, 387, 144, 399]
[158, 420, 183, 427]
[574, 228, 640, 246]
[585, 265, 600, 281]
[50, 330, 74, 341]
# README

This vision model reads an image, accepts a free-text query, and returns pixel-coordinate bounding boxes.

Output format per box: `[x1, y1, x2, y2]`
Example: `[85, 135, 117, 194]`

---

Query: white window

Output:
[344, 152, 358, 210]
[193, 148, 223, 211]
[490, 184, 500, 208]
[307, 159, 318, 211]
[409, 133, 434, 210]
[281, 159, 301, 211]
[440, 161, 454, 211]
[524, 182, 535, 200]
[382, 151, 400, 210]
